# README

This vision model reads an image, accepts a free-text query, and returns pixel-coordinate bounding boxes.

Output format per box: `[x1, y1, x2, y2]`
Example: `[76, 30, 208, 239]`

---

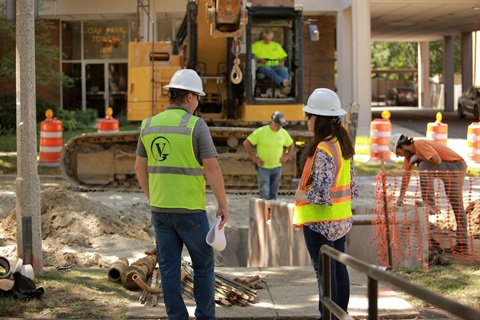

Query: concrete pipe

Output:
[131, 255, 157, 274]
[108, 257, 129, 282]
[121, 255, 158, 290]
[0, 256, 11, 279]
[122, 264, 149, 290]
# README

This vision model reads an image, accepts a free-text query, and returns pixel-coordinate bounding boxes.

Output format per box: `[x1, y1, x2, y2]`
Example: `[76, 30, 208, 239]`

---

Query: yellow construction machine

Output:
[61, 0, 313, 190]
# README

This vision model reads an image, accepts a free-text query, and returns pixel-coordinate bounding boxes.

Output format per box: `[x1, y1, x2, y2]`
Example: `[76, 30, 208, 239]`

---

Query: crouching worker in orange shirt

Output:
[388, 133, 468, 253]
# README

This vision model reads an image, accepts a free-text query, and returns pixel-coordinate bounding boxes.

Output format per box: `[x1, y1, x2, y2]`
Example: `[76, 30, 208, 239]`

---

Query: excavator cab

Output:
[245, 5, 303, 105]
[178, 0, 305, 123]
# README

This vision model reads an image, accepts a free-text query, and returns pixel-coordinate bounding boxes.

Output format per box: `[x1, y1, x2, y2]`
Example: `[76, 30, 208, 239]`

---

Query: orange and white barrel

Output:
[98, 107, 119, 133]
[426, 112, 448, 145]
[467, 122, 480, 163]
[369, 118, 391, 162]
[39, 109, 63, 164]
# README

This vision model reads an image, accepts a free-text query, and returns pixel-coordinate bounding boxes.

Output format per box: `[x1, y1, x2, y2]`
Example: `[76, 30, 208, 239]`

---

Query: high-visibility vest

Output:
[293, 137, 352, 226]
[140, 109, 206, 210]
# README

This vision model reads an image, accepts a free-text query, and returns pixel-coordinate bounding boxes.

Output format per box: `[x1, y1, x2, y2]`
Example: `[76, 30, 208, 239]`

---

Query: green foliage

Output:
[0, 2, 73, 87]
[0, 95, 59, 134]
[371, 41, 417, 80]
[36, 99, 59, 123]
[0, 95, 16, 133]
[54, 108, 98, 131]
[371, 37, 462, 79]
[429, 38, 462, 76]
[0, 93, 98, 135]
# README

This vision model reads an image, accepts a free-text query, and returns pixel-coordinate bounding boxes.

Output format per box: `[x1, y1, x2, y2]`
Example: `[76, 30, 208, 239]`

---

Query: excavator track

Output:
[60, 128, 312, 191]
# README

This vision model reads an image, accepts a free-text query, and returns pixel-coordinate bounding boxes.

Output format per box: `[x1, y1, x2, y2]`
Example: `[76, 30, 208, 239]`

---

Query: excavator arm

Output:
[206, 0, 247, 37]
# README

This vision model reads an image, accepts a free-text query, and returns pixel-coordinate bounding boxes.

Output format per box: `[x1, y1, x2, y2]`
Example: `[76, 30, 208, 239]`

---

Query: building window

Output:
[62, 21, 81, 61]
[83, 20, 130, 59]
[62, 63, 82, 111]
[156, 14, 183, 41]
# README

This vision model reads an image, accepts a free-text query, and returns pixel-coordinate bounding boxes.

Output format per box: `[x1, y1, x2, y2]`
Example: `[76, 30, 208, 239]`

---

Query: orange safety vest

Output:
[293, 137, 352, 226]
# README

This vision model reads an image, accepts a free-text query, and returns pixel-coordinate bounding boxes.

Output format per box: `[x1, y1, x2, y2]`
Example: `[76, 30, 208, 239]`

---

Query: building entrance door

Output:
[85, 62, 127, 118]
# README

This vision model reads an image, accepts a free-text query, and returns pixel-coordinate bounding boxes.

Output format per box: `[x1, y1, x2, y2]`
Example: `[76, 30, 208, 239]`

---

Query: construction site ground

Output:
[1, 109, 478, 319]
[130, 115, 477, 319]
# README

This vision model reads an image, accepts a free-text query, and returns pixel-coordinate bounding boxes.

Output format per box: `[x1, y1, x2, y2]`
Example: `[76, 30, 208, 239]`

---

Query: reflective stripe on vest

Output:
[293, 138, 352, 226]
[140, 109, 206, 210]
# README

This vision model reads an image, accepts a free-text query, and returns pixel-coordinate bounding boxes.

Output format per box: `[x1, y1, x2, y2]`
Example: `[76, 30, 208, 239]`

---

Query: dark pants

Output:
[418, 161, 467, 244]
[303, 227, 350, 319]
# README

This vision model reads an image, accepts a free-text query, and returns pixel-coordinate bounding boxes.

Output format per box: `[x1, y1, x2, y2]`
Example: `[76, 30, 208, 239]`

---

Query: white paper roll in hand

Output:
[206, 216, 226, 251]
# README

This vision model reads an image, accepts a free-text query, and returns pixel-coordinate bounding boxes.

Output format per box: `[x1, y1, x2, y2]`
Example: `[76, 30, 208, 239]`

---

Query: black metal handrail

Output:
[319, 245, 480, 320]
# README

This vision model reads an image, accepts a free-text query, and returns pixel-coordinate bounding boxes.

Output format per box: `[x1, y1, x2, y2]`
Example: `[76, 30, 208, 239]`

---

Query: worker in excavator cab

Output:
[252, 28, 291, 95]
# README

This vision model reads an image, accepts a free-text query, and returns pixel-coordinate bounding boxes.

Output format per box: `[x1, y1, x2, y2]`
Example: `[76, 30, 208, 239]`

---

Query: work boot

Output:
[282, 79, 290, 87]
[281, 86, 291, 95]
[444, 243, 468, 254]
[452, 242, 468, 254]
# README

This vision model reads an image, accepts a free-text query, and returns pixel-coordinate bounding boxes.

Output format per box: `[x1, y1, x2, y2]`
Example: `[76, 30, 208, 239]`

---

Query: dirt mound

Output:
[0, 188, 154, 267]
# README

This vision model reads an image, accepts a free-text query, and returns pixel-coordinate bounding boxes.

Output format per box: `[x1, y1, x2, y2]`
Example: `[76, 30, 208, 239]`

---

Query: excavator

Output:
[60, 0, 315, 190]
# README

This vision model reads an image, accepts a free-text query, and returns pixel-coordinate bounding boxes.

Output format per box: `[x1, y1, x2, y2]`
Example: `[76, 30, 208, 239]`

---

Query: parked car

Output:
[385, 87, 418, 106]
[457, 86, 480, 121]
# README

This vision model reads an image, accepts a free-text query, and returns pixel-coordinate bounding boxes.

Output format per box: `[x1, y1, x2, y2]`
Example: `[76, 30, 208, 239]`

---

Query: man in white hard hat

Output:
[243, 111, 294, 200]
[388, 133, 468, 253]
[135, 68, 229, 319]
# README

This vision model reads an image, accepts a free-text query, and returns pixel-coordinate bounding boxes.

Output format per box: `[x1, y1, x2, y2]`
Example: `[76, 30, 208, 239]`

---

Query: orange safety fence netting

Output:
[371, 169, 479, 269]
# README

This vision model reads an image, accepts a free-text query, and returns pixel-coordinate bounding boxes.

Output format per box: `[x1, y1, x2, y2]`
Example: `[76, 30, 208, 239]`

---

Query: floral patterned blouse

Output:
[304, 148, 358, 241]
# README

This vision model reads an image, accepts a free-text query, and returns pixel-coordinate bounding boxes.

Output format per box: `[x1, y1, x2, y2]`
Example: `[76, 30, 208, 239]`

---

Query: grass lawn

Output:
[0, 265, 477, 319]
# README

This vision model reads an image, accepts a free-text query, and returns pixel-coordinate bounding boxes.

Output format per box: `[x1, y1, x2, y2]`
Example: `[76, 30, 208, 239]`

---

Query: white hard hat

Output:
[302, 88, 346, 116]
[163, 69, 206, 96]
[205, 216, 226, 251]
[388, 133, 409, 153]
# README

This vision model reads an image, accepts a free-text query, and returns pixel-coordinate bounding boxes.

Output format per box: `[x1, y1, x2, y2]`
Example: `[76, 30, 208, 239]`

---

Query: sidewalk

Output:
[126, 266, 419, 320]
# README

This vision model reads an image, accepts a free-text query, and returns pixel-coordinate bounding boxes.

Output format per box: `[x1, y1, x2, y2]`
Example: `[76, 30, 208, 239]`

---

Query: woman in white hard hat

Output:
[293, 88, 357, 320]
[135, 68, 229, 320]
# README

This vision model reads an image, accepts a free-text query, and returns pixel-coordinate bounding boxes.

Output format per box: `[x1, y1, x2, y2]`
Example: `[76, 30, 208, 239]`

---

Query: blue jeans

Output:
[151, 211, 215, 320]
[257, 66, 288, 86]
[303, 227, 350, 319]
[257, 166, 282, 200]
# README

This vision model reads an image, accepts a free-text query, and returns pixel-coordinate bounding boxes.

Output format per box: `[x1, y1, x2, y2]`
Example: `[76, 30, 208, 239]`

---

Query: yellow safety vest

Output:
[140, 109, 206, 210]
[293, 137, 352, 226]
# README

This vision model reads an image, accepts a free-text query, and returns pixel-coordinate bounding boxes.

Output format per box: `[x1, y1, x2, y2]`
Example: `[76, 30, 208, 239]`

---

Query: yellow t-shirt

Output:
[247, 125, 293, 168]
[252, 40, 287, 67]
